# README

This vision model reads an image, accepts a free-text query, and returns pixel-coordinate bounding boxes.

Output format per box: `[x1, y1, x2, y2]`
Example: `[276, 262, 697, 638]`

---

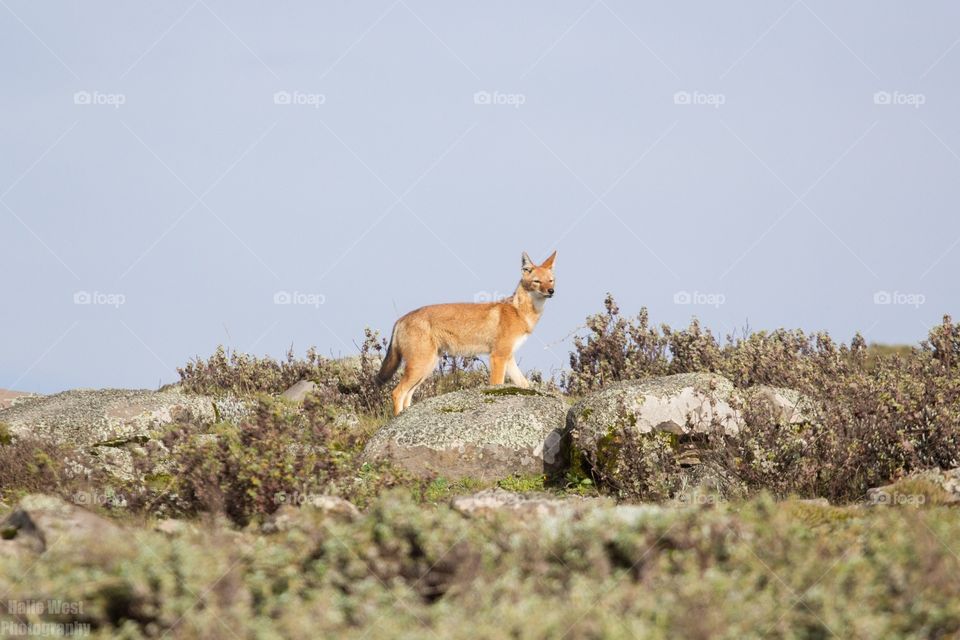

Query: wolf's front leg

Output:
[505, 358, 530, 388]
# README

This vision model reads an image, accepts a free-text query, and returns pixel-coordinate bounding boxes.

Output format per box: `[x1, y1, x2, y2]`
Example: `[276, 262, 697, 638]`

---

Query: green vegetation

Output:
[3, 493, 960, 638]
[1, 295, 958, 636]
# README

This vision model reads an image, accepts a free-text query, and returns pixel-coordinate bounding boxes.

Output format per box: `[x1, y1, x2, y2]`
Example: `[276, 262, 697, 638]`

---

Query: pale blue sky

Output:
[2, 1, 959, 393]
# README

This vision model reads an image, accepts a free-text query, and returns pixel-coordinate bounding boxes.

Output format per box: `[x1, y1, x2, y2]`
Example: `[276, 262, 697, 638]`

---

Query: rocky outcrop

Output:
[0, 388, 41, 410]
[568, 373, 741, 448]
[0, 387, 248, 480]
[363, 386, 568, 480]
[568, 373, 814, 461]
[566, 373, 813, 500]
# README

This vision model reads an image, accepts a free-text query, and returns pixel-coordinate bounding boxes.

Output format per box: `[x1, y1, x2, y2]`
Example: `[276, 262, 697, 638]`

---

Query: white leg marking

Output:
[505, 358, 529, 388]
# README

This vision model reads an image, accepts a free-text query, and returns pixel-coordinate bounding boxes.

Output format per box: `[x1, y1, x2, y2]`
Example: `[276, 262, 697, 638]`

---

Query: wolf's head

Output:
[520, 251, 557, 299]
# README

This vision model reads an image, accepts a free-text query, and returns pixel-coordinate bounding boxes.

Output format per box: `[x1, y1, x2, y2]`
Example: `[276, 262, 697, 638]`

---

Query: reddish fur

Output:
[378, 251, 557, 415]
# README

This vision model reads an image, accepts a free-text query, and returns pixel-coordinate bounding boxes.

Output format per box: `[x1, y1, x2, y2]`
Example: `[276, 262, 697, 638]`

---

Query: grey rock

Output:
[451, 489, 608, 519]
[867, 467, 960, 506]
[0, 387, 215, 446]
[568, 373, 742, 456]
[566, 373, 812, 501]
[261, 497, 360, 534]
[0, 387, 249, 481]
[0, 494, 123, 555]
[568, 373, 816, 461]
[280, 379, 318, 403]
[363, 386, 568, 480]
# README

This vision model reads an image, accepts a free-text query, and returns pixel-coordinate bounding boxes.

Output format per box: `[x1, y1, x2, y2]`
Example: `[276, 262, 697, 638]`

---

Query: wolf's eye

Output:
[533, 280, 541, 285]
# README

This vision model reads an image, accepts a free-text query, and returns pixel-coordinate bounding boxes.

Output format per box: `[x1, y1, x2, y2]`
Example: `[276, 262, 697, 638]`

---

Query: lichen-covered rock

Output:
[567, 373, 813, 499]
[451, 489, 609, 519]
[1, 387, 219, 445]
[568, 373, 817, 452]
[0, 387, 249, 481]
[363, 386, 567, 480]
[568, 373, 742, 454]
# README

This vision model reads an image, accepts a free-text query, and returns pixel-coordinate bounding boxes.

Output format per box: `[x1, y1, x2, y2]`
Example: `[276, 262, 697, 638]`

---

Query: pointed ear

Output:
[521, 252, 534, 272]
[541, 250, 557, 269]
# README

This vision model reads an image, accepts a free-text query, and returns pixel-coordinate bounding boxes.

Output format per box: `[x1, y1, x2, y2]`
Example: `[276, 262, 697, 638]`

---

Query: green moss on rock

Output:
[480, 386, 542, 397]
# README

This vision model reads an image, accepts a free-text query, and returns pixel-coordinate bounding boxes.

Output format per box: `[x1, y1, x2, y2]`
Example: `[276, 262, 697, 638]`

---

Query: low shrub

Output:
[177, 344, 338, 396]
[0, 434, 117, 508]
[129, 396, 342, 525]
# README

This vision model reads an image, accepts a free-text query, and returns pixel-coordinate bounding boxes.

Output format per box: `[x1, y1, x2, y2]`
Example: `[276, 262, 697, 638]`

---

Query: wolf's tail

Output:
[376, 325, 402, 384]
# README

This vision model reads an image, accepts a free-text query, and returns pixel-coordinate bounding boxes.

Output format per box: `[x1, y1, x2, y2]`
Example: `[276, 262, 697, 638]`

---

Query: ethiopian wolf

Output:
[377, 251, 557, 415]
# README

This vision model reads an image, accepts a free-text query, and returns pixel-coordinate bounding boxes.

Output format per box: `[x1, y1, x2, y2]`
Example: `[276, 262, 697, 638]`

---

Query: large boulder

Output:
[363, 386, 567, 480]
[568, 373, 742, 449]
[569, 373, 814, 448]
[0, 387, 247, 480]
[567, 373, 814, 497]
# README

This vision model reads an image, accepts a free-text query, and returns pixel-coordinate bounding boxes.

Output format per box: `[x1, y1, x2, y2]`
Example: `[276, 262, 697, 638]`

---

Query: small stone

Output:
[280, 379, 318, 403]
